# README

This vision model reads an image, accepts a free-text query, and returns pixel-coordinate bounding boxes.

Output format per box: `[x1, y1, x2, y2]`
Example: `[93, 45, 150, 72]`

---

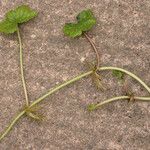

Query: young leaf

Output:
[0, 5, 37, 34]
[63, 23, 82, 38]
[63, 9, 96, 38]
[0, 19, 17, 34]
[87, 104, 97, 111]
[112, 70, 124, 80]
[6, 5, 38, 24]
[76, 9, 96, 32]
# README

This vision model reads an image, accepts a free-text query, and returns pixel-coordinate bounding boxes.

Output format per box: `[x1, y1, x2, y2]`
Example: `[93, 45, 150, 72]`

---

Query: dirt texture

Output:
[0, 0, 150, 149]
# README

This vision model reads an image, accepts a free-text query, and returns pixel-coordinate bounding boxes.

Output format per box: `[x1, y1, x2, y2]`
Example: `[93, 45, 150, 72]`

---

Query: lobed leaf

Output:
[0, 5, 37, 34]
[112, 70, 124, 80]
[77, 9, 96, 32]
[0, 19, 17, 34]
[63, 9, 96, 38]
[6, 5, 38, 24]
[63, 23, 82, 38]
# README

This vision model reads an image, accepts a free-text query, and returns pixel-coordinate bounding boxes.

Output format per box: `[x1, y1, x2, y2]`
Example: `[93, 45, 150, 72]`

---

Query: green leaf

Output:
[112, 70, 124, 80]
[0, 19, 17, 34]
[6, 5, 38, 24]
[0, 5, 37, 34]
[63, 9, 96, 38]
[63, 23, 82, 38]
[77, 9, 96, 31]
[87, 104, 97, 111]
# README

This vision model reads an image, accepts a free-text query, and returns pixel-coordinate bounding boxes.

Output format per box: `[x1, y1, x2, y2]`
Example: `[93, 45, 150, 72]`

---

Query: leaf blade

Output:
[112, 70, 125, 80]
[6, 5, 38, 24]
[0, 19, 17, 34]
[77, 9, 96, 31]
[63, 9, 96, 38]
[63, 23, 82, 38]
[0, 5, 37, 34]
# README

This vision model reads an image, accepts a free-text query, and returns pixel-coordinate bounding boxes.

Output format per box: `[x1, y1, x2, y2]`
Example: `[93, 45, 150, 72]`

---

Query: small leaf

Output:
[87, 104, 97, 111]
[63, 9, 96, 38]
[112, 70, 124, 80]
[77, 9, 96, 31]
[0, 19, 17, 34]
[63, 23, 82, 38]
[6, 5, 38, 24]
[0, 5, 37, 34]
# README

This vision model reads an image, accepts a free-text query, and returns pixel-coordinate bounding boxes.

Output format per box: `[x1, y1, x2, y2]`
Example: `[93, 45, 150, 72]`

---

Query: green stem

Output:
[30, 66, 150, 107]
[99, 67, 150, 93]
[89, 96, 150, 111]
[30, 71, 92, 107]
[0, 110, 25, 141]
[17, 27, 29, 106]
[0, 66, 150, 141]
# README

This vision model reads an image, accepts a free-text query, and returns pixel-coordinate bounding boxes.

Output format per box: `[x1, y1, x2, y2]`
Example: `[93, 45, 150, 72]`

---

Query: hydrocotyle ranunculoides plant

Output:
[63, 9, 102, 89]
[63, 9, 150, 110]
[0, 5, 37, 107]
[0, 5, 37, 34]
[0, 5, 43, 122]
[1, 7, 150, 142]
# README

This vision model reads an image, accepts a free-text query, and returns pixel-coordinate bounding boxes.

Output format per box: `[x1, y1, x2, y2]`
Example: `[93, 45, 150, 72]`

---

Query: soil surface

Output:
[0, 0, 150, 149]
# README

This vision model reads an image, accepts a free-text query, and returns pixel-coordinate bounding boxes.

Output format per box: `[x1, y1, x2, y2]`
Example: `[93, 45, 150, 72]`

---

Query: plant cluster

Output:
[0, 5, 150, 141]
